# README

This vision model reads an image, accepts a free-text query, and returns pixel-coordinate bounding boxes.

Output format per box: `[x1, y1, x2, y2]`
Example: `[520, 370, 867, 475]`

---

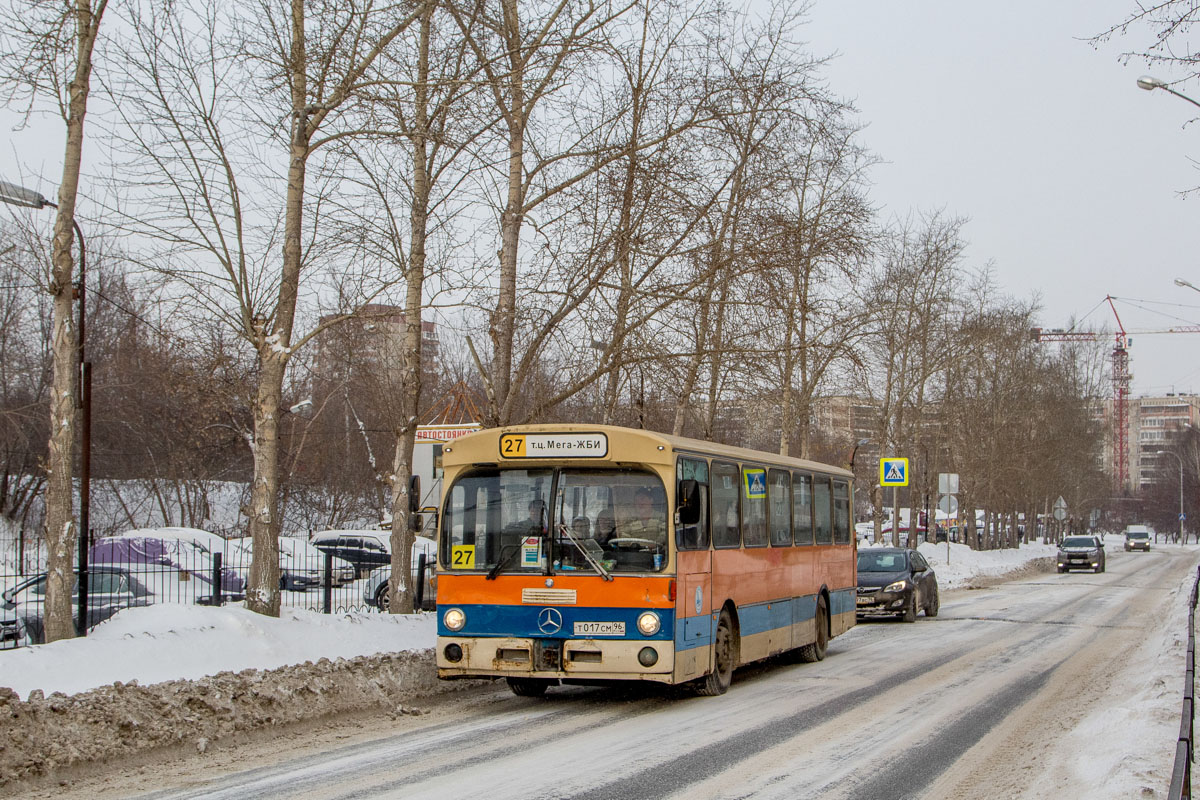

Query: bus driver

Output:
[622, 488, 667, 548]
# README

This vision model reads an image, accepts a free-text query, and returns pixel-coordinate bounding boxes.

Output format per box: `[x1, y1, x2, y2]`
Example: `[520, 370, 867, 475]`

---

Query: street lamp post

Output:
[1160, 449, 1186, 544]
[0, 180, 92, 636]
[1175, 277, 1200, 294]
[1137, 75, 1200, 111]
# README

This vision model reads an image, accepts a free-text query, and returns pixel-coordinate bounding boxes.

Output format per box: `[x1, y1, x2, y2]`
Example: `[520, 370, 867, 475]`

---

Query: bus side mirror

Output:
[678, 479, 701, 525]
[409, 475, 421, 513]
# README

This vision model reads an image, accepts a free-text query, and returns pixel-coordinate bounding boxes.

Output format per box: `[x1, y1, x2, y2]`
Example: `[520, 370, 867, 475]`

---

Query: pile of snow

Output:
[911, 539, 1059, 590]
[0, 604, 435, 700]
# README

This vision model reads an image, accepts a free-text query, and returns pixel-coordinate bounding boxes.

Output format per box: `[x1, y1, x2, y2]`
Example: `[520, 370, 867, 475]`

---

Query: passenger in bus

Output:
[571, 516, 591, 539]
[595, 508, 617, 545]
[622, 489, 667, 547]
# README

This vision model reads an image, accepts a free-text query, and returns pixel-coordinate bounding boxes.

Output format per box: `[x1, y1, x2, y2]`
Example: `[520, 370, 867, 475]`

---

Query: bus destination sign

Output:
[500, 432, 609, 459]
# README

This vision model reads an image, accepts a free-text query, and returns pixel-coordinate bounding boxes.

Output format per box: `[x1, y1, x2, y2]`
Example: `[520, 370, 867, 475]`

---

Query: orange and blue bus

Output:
[434, 424, 856, 696]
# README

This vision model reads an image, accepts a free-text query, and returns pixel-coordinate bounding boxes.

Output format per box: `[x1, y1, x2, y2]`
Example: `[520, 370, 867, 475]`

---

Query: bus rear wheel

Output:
[799, 595, 829, 663]
[506, 677, 550, 697]
[696, 609, 736, 696]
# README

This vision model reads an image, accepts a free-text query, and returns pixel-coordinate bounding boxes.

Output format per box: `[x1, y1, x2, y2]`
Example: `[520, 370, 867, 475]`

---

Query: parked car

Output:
[855, 547, 939, 622]
[1057, 535, 1106, 573]
[310, 530, 392, 578]
[226, 536, 356, 591]
[90, 535, 246, 601]
[1124, 526, 1152, 552]
[1, 566, 155, 645]
[362, 537, 438, 611]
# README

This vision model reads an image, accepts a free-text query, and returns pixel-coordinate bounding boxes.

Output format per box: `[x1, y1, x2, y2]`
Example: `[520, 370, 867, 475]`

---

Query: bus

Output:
[434, 424, 856, 696]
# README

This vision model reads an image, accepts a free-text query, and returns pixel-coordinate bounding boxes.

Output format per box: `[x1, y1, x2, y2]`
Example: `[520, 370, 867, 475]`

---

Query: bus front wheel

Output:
[696, 609, 736, 696]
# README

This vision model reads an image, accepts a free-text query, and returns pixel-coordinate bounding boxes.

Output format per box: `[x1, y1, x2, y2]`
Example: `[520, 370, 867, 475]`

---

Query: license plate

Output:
[573, 621, 625, 636]
[856, 596, 873, 606]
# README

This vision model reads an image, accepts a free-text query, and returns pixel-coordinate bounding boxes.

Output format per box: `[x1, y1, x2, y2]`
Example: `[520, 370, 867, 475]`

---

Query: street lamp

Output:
[1137, 75, 1200, 111]
[0, 179, 92, 635]
[1159, 449, 1186, 544]
[848, 437, 871, 470]
[1175, 278, 1200, 294]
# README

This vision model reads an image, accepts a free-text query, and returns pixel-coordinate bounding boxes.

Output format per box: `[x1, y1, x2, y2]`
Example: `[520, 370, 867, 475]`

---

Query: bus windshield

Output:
[442, 467, 667, 573]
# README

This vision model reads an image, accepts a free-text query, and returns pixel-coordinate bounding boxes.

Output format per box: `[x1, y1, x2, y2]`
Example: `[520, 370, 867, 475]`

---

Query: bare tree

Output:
[0, 0, 110, 640]
[107, 0, 423, 616]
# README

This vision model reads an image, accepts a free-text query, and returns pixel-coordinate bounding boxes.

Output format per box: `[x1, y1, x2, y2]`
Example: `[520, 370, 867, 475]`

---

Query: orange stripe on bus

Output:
[438, 574, 673, 608]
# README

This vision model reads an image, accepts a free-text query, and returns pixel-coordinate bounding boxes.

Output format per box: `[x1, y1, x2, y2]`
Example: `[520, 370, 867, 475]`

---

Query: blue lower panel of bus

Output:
[437, 604, 674, 642]
[674, 588, 855, 652]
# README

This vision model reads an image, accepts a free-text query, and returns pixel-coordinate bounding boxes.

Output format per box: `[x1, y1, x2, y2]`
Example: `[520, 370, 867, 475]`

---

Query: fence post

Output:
[415, 553, 427, 611]
[212, 552, 223, 607]
[323, 552, 333, 614]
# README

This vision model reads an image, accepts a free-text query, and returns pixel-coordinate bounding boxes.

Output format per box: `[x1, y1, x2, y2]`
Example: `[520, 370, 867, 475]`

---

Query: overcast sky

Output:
[798, 0, 1200, 396]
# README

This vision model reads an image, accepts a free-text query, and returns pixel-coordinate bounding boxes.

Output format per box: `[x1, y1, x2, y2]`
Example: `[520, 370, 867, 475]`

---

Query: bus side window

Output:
[814, 475, 833, 545]
[711, 461, 741, 549]
[741, 464, 768, 547]
[833, 479, 851, 545]
[769, 469, 791, 546]
[793, 472, 814, 546]
[676, 457, 710, 550]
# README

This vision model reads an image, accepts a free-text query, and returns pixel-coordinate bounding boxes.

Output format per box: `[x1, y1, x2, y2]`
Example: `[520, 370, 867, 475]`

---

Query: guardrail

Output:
[1169, 565, 1199, 800]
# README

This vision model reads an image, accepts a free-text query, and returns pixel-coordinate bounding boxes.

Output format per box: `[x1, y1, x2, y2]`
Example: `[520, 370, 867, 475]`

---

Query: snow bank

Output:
[0, 604, 436, 700]
[914, 539, 1059, 590]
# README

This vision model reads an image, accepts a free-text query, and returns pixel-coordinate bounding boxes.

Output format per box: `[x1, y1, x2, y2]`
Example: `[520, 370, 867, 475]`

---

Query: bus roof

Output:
[441, 423, 853, 478]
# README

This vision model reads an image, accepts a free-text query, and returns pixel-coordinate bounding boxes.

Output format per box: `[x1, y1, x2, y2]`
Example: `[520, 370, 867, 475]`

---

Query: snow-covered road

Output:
[35, 544, 1195, 800]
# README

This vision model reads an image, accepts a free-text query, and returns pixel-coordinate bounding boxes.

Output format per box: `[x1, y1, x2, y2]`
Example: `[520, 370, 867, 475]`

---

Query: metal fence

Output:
[1, 531, 434, 650]
[1169, 565, 1200, 800]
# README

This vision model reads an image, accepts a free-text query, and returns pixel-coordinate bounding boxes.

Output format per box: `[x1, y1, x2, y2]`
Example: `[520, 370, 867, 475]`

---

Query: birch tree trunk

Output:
[43, 0, 107, 643]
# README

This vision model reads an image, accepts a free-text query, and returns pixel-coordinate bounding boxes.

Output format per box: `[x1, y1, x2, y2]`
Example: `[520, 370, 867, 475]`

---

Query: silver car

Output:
[363, 538, 438, 611]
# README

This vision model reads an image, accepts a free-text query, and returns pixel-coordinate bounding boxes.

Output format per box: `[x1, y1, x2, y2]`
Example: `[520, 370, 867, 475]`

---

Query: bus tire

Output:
[799, 595, 829, 663]
[506, 678, 550, 697]
[696, 609, 736, 696]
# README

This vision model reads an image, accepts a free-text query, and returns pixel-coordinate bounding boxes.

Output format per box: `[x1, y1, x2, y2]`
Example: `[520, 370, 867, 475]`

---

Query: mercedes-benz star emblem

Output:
[537, 607, 563, 634]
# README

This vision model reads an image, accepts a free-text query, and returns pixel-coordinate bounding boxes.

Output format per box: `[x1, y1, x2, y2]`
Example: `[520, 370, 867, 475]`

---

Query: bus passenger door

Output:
[678, 556, 712, 682]
[675, 479, 711, 682]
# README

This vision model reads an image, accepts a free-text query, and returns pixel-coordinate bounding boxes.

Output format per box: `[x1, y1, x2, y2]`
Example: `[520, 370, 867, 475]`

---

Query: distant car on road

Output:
[1, 566, 154, 645]
[1057, 535, 1106, 573]
[1124, 527, 1152, 552]
[855, 547, 939, 622]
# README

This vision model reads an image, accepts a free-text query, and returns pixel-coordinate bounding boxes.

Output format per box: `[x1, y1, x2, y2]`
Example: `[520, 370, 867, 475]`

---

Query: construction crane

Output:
[1032, 296, 1200, 493]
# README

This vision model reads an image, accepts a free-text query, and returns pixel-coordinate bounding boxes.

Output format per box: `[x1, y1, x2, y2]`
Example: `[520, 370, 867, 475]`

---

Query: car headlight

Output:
[884, 580, 908, 593]
[443, 607, 466, 631]
[637, 611, 661, 636]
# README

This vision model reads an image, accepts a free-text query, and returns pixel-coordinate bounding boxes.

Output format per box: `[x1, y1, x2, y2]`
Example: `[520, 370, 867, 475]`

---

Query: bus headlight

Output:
[637, 611, 661, 636]
[444, 607, 466, 632]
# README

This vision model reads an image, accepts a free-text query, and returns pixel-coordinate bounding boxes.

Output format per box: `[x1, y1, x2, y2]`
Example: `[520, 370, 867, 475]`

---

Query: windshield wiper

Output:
[556, 523, 613, 581]
[486, 543, 523, 580]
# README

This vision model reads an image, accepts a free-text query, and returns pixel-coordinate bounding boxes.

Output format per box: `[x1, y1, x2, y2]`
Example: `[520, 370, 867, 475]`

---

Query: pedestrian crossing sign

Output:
[880, 458, 908, 487]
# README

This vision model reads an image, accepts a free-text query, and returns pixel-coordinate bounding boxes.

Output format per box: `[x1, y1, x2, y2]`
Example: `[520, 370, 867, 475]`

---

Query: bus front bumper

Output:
[436, 635, 675, 682]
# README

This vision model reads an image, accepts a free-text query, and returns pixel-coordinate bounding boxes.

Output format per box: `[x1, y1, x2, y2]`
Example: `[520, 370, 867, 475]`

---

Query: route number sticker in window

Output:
[451, 545, 476, 569]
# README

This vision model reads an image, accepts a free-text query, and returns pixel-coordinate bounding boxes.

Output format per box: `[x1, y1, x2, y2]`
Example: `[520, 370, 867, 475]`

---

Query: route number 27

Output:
[500, 434, 526, 458]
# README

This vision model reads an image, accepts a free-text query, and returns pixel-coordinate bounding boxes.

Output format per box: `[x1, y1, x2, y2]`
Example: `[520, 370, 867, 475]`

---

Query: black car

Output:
[310, 530, 392, 578]
[856, 547, 939, 622]
[1057, 535, 1106, 573]
[1, 566, 154, 645]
